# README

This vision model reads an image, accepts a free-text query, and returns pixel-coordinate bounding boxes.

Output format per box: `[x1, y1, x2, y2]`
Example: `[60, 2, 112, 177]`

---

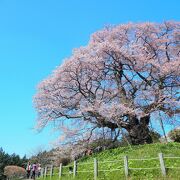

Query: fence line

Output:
[129, 157, 158, 161]
[129, 167, 159, 170]
[77, 162, 93, 165]
[39, 153, 180, 180]
[98, 168, 122, 172]
[77, 170, 94, 173]
[166, 167, 180, 169]
[164, 156, 180, 159]
[98, 159, 123, 163]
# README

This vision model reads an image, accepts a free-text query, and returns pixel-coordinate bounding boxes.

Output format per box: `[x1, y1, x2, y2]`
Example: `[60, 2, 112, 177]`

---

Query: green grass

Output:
[39, 142, 180, 180]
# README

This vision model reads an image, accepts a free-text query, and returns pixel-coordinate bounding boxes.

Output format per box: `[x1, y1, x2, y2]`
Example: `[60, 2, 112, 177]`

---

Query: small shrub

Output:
[4, 165, 26, 180]
[168, 128, 180, 142]
[150, 130, 161, 143]
[58, 157, 71, 166]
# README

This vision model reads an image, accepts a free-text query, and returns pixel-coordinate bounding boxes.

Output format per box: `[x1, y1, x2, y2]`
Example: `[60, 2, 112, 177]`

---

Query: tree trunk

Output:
[128, 124, 152, 145]
[126, 115, 152, 145]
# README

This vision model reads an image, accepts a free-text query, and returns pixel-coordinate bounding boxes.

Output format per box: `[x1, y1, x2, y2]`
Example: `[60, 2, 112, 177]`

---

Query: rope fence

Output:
[38, 153, 180, 179]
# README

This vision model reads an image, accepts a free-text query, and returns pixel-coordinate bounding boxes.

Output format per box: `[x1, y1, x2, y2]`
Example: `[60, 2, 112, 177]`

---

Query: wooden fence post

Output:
[40, 167, 44, 177]
[73, 160, 77, 177]
[94, 158, 98, 180]
[44, 166, 47, 179]
[159, 153, 166, 177]
[50, 165, 53, 179]
[59, 163, 62, 179]
[124, 155, 129, 178]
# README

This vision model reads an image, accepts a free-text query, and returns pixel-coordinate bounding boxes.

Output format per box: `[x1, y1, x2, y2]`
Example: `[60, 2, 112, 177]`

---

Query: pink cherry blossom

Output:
[34, 21, 180, 145]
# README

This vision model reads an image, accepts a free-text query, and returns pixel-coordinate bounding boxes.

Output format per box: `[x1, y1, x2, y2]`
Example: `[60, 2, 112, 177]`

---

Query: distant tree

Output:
[52, 146, 73, 165]
[168, 128, 180, 142]
[34, 21, 180, 145]
[0, 148, 28, 180]
[9, 153, 21, 166]
[29, 149, 54, 167]
[21, 155, 28, 168]
[0, 148, 9, 180]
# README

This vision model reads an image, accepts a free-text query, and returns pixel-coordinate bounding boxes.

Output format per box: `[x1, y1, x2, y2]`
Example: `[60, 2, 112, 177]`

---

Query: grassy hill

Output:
[40, 143, 180, 180]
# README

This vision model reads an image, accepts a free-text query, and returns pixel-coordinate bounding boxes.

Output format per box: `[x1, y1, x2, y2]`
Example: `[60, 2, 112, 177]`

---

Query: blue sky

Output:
[0, 0, 179, 157]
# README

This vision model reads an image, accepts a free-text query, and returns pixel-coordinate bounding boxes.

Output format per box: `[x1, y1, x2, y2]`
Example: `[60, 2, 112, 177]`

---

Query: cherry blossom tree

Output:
[34, 21, 180, 145]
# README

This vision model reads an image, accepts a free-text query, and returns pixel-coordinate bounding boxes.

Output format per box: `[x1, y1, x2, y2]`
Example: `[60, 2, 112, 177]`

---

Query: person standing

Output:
[31, 162, 37, 180]
[37, 163, 41, 177]
[26, 161, 31, 179]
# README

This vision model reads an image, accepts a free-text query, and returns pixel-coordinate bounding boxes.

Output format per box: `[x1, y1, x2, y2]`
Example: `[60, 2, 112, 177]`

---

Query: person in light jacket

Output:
[26, 161, 31, 179]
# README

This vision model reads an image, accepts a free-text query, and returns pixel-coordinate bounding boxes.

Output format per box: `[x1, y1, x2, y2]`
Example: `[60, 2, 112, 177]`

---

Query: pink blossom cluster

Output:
[34, 22, 180, 143]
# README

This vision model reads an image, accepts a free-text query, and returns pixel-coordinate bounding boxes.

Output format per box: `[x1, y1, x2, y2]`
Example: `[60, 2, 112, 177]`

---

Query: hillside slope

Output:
[42, 143, 180, 180]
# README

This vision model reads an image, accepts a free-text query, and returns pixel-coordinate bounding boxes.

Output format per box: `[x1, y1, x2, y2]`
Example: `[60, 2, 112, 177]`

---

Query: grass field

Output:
[39, 142, 180, 180]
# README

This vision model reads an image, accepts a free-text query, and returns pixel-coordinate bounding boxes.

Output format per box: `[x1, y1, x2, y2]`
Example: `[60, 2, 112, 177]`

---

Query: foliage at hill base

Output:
[4, 165, 26, 179]
[0, 148, 28, 180]
[40, 143, 180, 180]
